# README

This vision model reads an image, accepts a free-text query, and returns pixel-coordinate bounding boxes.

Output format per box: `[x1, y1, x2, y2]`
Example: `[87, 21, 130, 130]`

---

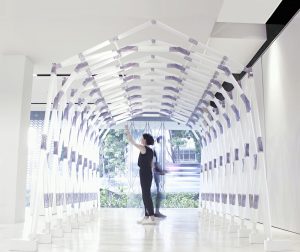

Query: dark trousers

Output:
[154, 173, 162, 211]
[139, 169, 154, 216]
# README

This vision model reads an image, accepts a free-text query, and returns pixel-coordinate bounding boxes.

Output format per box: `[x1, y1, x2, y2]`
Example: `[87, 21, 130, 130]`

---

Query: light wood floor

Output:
[1, 208, 300, 252]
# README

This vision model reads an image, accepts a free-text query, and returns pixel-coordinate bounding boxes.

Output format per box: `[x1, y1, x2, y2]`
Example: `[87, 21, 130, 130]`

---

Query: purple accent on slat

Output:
[128, 95, 142, 101]
[254, 154, 258, 170]
[53, 141, 58, 155]
[62, 147, 68, 159]
[40, 134, 47, 150]
[161, 102, 174, 108]
[218, 64, 231, 76]
[164, 86, 179, 93]
[207, 112, 213, 121]
[240, 94, 251, 112]
[165, 75, 182, 83]
[189, 119, 196, 125]
[214, 158, 217, 168]
[215, 193, 221, 203]
[83, 76, 94, 87]
[199, 99, 209, 107]
[209, 161, 212, 170]
[160, 109, 172, 114]
[62, 77, 67, 86]
[118, 46, 138, 54]
[231, 104, 240, 121]
[235, 148, 239, 161]
[44, 193, 50, 208]
[253, 194, 259, 209]
[53, 91, 64, 109]
[216, 120, 223, 134]
[203, 138, 207, 146]
[257, 137, 263, 152]
[75, 62, 88, 73]
[244, 67, 254, 77]
[89, 88, 100, 97]
[203, 90, 214, 98]
[123, 75, 140, 82]
[83, 158, 88, 167]
[184, 56, 192, 62]
[211, 127, 217, 139]
[120, 62, 139, 69]
[245, 143, 250, 157]
[71, 151, 76, 162]
[210, 79, 222, 88]
[169, 46, 190, 56]
[167, 63, 185, 72]
[51, 63, 57, 74]
[100, 112, 109, 118]
[223, 113, 231, 128]
[188, 38, 198, 45]
[249, 194, 253, 208]
[89, 160, 92, 169]
[95, 98, 104, 105]
[219, 156, 223, 166]
[70, 89, 77, 98]
[78, 155, 83, 165]
[125, 86, 141, 92]
[226, 152, 230, 164]
[222, 193, 228, 204]
[63, 104, 71, 120]
[162, 95, 176, 101]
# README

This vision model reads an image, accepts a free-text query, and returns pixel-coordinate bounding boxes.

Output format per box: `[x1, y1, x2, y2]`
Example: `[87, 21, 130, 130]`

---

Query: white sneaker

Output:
[141, 216, 157, 225]
[137, 216, 149, 224]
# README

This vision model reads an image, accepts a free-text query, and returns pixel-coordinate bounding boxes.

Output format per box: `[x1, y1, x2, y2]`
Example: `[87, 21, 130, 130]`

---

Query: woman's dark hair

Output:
[142, 133, 154, 145]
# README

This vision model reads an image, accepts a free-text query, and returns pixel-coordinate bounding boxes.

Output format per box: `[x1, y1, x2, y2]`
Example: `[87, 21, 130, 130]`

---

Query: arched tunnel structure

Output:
[13, 20, 292, 252]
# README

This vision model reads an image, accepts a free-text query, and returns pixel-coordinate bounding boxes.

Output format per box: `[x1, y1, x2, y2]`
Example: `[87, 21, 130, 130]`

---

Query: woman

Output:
[125, 125, 156, 224]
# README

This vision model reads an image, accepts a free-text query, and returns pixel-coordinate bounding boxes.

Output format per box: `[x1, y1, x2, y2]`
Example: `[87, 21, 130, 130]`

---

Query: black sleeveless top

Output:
[138, 146, 153, 171]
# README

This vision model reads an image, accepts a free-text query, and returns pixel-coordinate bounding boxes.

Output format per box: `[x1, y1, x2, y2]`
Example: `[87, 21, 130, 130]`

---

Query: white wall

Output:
[253, 14, 300, 233]
[0, 55, 33, 223]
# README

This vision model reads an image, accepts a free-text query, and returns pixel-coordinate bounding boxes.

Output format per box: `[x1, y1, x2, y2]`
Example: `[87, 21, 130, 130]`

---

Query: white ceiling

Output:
[0, 0, 282, 105]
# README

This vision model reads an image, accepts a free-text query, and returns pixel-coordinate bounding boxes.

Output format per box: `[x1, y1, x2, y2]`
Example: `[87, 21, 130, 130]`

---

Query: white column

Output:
[0, 55, 33, 224]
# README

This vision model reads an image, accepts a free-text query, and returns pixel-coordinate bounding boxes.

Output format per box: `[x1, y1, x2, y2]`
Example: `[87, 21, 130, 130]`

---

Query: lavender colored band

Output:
[235, 148, 239, 161]
[210, 79, 222, 89]
[164, 86, 179, 93]
[120, 62, 139, 70]
[231, 104, 240, 121]
[53, 90, 64, 109]
[211, 127, 217, 139]
[160, 109, 172, 114]
[257, 137, 264, 152]
[226, 152, 230, 164]
[161, 102, 174, 108]
[117, 46, 138, 54]
[162, 95, 177, 101]
[204, 90, 214, 98]
[219, 156, 223, 166]
[218, 64, 231, 76]
[75, 61, 88, 73]
[214, 158, 217, 168]
[83, 76, 94, 87]
[223, 113, 231, 128]
[245, 143, 250, 157]
[128, 95, 142, 101]
[169, 46, 190, 56]
[167, 63, 185, 72]
[125, 86, 141, 92]
[53, 141, 58, 155]
[123, 75, 140, 82]
[40, 134, 47, 150]
[216, 120, 223, 134]
[188, 38, 198, 45]
[240, 94, 251, 112]
[165, 75, 182, 83]
[71, 89, 78, 97]
[89, 88, 101, 97]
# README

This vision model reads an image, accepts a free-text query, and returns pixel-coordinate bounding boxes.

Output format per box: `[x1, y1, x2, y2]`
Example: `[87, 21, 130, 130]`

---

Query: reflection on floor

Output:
[1, 208, 300, 252]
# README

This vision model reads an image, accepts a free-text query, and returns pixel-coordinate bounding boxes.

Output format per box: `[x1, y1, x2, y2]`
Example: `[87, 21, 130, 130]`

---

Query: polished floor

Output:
[1, 208, 300, 252]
